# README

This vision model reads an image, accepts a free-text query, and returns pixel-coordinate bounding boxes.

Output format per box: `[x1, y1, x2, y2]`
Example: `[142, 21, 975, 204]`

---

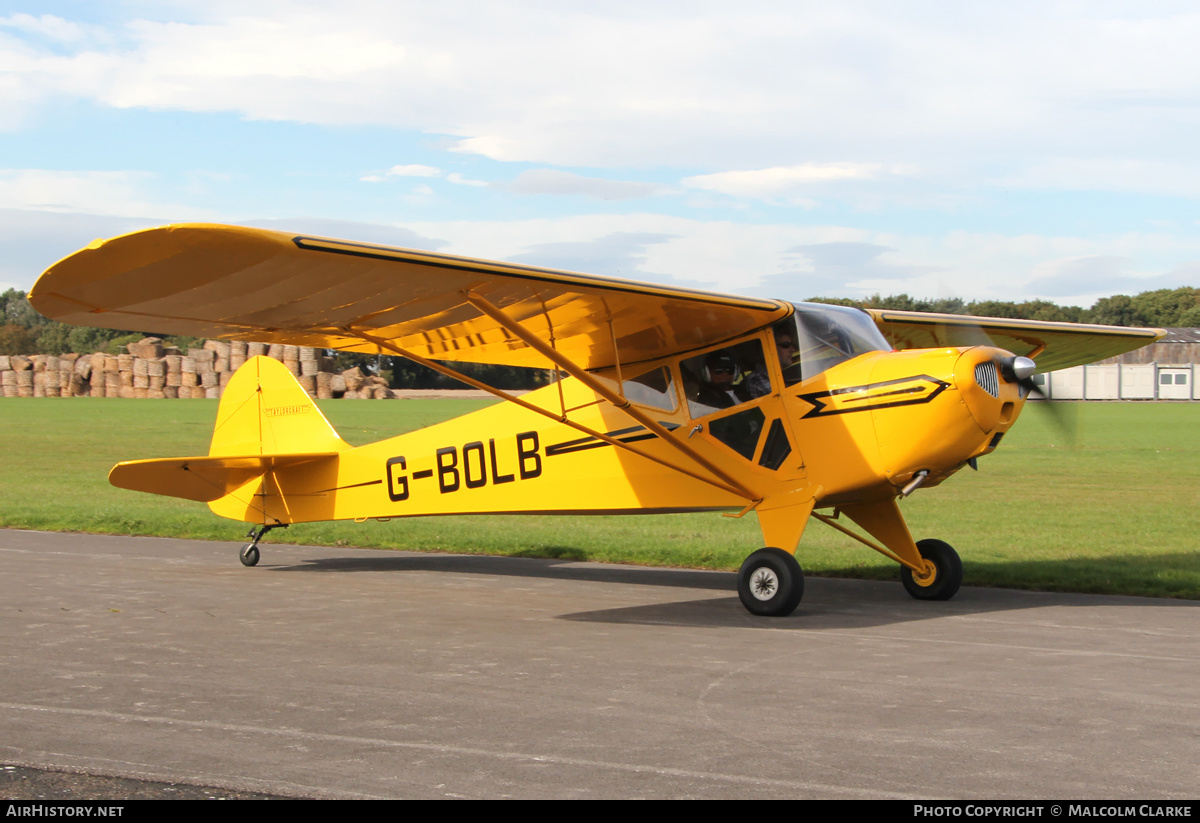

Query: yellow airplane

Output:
[30, 224, 1164, 616]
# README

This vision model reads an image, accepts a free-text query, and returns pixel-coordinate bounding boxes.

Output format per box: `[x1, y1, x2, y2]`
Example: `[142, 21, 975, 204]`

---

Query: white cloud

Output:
[400, 214, 1200, 306]
[0, 13, 89, 44]
[446, 172, 487, 187]
[507, 169, 665, 200]
[385, 164, 441, 178]
[0, 169, 213, 219]
[682, 163, 915, 202]
[5, 2, 1200, 192]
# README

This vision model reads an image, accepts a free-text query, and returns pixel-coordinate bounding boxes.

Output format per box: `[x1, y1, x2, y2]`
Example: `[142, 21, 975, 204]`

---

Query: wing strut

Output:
[340, 326, 759, 501]
[464, 293, 762, 501]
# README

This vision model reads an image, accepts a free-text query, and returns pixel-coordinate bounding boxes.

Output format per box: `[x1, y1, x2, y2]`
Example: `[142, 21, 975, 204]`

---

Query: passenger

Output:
[696, 352, 750, 409]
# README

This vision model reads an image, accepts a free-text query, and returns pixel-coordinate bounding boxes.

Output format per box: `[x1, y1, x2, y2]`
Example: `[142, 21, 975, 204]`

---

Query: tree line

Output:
[809, 286, 1200, 327]
[4, 285, 1197, 389]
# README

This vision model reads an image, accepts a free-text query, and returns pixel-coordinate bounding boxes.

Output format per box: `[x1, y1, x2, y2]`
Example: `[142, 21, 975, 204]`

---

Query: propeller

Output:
[997, 355, 1077, 445]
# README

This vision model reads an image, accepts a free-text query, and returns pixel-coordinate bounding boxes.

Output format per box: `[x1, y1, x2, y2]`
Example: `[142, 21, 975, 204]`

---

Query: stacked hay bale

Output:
[0, 338, 402, 400]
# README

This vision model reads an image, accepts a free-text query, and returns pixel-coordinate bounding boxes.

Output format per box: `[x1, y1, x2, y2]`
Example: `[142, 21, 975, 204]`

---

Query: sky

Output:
[2, 0, 1199, 307]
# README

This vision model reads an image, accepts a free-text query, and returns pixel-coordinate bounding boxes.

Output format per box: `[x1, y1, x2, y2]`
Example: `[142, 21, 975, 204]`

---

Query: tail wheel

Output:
[901, 538, 962, 601]
[737, 547, 804, 617]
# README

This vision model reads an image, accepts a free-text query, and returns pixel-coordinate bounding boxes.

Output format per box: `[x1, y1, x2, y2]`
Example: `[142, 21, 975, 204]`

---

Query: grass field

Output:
[2, 397, 1197, 599]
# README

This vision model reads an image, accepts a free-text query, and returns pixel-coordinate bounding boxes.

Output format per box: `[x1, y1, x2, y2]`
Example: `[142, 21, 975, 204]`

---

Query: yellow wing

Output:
[866, 309, 1165, 372]
[30, 223, 791, 370]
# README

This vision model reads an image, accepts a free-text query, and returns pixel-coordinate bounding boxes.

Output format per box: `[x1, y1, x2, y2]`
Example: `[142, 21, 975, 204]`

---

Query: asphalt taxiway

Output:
[2, 529, 1196, 799]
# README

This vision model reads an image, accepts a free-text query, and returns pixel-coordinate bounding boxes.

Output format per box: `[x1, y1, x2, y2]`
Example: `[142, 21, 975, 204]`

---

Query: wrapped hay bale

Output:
[207, 340, 231, 373]
[127, 337, 163, 360]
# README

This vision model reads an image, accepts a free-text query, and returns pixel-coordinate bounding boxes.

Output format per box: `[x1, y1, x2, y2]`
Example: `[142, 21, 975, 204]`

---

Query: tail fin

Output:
[209, 355, 350, 457]
[109, 356, 349, 520]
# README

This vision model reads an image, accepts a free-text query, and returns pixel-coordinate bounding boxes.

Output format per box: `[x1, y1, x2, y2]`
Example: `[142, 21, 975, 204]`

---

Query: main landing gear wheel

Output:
[737, 547, 805, 617]
[901, 538, 963, 601]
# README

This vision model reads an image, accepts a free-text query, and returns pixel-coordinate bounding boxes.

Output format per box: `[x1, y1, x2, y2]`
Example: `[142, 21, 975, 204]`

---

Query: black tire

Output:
[239, 544, 260, 567]
[737, 547, 804, 616]
[901, 538, 962, 601]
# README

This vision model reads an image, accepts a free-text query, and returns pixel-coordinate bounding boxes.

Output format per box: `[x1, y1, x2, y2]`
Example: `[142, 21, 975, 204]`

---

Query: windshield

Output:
[777, 303, 891, 384]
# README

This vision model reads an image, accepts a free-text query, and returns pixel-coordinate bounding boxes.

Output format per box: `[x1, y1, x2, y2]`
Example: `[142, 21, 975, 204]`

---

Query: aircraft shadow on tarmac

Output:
[261, 550, 1197, 631]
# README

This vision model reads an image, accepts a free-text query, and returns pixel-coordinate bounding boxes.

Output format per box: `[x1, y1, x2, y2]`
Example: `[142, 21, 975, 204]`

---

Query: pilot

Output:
[744, 322, 802, 395]
[772, 322, 803, 386]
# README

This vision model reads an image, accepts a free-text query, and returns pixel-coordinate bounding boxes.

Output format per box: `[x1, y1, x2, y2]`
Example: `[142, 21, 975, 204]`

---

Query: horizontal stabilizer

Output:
[109, 453, 339, 503]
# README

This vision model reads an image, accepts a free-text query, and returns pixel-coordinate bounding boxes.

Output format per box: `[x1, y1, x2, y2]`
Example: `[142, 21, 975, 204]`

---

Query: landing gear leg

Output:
[737, 547, 805, 617]
[239, 523, 286, 567]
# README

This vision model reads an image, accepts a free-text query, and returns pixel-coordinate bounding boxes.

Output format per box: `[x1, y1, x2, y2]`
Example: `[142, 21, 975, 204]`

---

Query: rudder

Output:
[210, 355, 350, 457]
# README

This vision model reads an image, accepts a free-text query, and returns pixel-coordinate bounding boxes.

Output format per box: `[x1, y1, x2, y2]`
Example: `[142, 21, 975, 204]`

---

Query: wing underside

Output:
[867, 309, 1165, 372]
[30, 224, 791, 371]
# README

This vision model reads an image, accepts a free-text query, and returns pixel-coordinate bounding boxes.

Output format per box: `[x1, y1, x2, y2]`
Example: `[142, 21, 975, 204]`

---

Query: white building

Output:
[1032, 328, 1200, 401]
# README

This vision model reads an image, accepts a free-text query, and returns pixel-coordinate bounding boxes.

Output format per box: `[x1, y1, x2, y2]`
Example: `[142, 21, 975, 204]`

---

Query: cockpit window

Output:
[781, 303, 890, 383]
[681, 339, 770, 419]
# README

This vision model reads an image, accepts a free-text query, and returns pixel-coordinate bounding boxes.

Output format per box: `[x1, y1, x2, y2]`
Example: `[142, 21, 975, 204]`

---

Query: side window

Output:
[592, 364, 678, 412]
[622, 366, 676, 411]
[681, 339, 770, 419]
